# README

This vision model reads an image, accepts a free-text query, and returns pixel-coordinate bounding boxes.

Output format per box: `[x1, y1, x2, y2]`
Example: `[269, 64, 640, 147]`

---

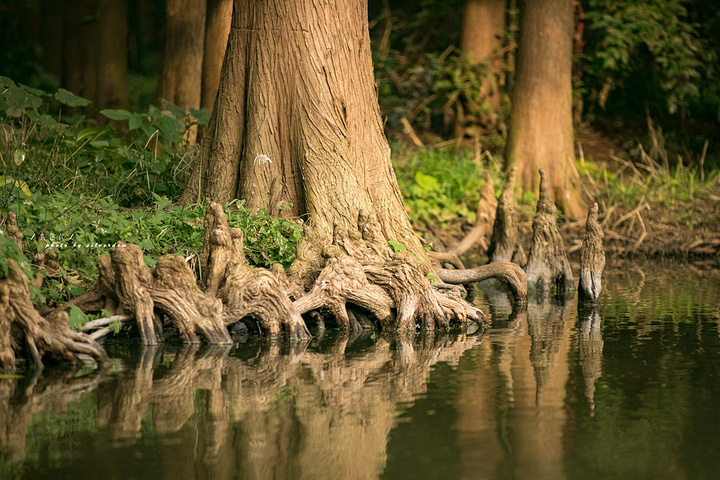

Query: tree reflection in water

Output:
[1, 330, 480, 479]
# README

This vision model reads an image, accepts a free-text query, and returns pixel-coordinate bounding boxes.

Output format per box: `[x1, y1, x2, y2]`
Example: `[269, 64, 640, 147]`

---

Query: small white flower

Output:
[321, 280, 327, 289]
[254, 154, 272, 165]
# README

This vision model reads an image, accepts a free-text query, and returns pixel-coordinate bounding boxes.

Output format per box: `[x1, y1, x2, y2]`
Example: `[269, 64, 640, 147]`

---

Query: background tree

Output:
[504, 0, 585, 219]
[157, 0, 206, 113]
[458, 0, 505, 131]
[201, 0, 233, 112]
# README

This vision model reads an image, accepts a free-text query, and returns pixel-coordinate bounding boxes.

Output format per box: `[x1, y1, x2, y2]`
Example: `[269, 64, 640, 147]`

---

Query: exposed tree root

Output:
[291, 213, 483, 330]
[579, 203, 605, 303]
[524, 170, 575, 297]
[450, 173, 496, 255]
[437, 262, 528, 303]
[203, 202, 309, 339]
[487, 167, 526, 265]
[0, 260, 109, 371]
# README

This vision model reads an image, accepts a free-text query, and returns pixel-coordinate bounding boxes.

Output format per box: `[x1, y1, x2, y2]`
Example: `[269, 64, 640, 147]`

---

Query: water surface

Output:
[1, 259, 719, 480]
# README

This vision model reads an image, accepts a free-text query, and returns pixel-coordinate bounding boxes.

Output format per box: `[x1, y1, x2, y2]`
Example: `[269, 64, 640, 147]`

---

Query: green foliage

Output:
[1, 190, 302, 306]
[392, 146, 501, 230]
[0, 80, 205, 207]
[583, 0, 714, 117]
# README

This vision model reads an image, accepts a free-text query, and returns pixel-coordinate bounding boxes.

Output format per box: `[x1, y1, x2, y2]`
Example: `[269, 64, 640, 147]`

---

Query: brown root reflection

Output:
[456, 290, 578, 480]
[3, 330, 479, 478]
[223, 331, 480, 480]
[0, 370, 102, 465]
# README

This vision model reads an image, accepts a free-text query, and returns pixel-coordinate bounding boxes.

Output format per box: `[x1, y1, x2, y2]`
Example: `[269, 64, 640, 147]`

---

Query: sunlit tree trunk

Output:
[459, 0, 505, 132]
[182, 0, 423, 256]
[504, 0, 585, 219]
[201, 0, 232, 112]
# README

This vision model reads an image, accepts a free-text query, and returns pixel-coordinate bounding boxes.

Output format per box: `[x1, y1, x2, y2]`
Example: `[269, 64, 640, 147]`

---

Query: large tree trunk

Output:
[183, 0, 423, 256]
[201, 0, 232, 112]
[178, 0, 527, 331]
[157, 0, 206, 110]
[504, 0, 585, 220]
[459, 0, 505, 131]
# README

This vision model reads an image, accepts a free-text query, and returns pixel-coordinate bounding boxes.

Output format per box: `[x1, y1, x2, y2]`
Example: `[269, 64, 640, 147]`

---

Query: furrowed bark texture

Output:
[504, 0, 585, 220]
[578, 203, 605, 303]
[182, 0, 424, 259]
[524, 170, 574, 296]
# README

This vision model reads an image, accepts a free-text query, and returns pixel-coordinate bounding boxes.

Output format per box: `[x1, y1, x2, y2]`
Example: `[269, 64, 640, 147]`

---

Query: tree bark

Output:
[179, 0, 535, 329]
[157, 0, 206, 110]
[504, 0, 585, 220]
[459, 0, 505, 130]
[183, 0, 423, 257]
[201, 0, 232, 112]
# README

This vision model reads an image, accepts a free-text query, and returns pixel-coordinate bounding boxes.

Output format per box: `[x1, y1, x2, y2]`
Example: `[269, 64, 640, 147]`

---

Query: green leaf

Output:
[100, 109, 135, 121]
[68, 304, 87, 331]
[189, 107, 211, 125]
[0, 175, 32, 197]
[414, 172, 440, 191]
[389, 239, 407, 252]
[162, 99, 186, 119]
[128, 115, 143, 130]
[13, 149, 25, 166]
[55, 88, 92, 107]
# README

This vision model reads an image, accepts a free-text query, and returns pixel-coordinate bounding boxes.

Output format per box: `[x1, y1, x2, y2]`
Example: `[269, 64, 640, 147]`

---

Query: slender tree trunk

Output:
[504, 0, 585, 219]
[201, 0, 233, 112]
[157, 0, 206, 109]
[459, 0, 505, 131]
[96, 0, 129, 114]
[182, 0, 423, 255]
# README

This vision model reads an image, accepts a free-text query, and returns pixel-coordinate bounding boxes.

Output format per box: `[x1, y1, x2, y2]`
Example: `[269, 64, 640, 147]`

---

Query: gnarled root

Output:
[365, 252, 483, 329]
[0, 260, 108, 371]
[578, 203, 605, 303]
[294, 253, 393, 328]
[203, 202, 309, 339]
[437, 262, 528, 303]
[524, 170, 575, 297]
[292, 215, 483, 331]
[487, 167, 525, 265]
[110, 245, 232, 345]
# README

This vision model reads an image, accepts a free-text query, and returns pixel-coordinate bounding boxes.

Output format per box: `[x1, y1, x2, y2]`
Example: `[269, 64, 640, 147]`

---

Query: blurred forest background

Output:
[2, 0, 718, 157]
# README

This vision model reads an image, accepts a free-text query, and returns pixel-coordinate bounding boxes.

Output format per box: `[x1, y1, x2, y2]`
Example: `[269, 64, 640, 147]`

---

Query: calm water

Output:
[2, 259, 720, 480]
